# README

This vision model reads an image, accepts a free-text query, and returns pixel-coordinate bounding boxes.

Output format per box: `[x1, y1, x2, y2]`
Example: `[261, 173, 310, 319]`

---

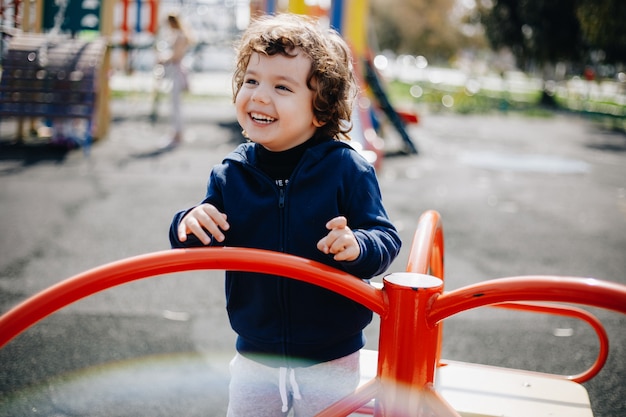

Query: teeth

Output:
[250, 112, 275, 123]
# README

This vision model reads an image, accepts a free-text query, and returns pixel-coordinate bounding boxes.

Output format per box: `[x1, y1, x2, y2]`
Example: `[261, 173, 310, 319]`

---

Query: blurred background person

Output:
[157, 12, 194, 148]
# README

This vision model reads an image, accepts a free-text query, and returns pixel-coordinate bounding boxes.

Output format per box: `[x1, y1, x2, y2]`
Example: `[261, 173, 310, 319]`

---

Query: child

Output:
[169, 13, 401, 416]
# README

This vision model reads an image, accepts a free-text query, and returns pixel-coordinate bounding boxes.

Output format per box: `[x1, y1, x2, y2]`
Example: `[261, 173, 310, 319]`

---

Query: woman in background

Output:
[158, 12, 194, 148]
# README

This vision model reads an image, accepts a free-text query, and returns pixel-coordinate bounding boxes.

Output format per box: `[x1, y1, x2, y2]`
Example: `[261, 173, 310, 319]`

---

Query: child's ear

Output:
[313, 117, 326, 128]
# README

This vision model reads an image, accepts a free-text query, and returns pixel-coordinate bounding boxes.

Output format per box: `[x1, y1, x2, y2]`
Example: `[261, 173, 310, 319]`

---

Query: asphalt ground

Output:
[1, 90, 625, 416]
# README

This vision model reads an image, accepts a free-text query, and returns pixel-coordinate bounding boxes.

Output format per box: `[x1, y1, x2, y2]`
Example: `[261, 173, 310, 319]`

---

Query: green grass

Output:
[385, 80, 625, 126]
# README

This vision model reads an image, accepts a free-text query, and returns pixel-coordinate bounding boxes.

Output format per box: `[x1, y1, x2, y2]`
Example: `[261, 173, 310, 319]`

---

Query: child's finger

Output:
[332, 245, 359, 261]
[185, 217, 213, 245]
[202, 206, 229, 230]
[326, 216, 347, 230]
[177, 225, 188, 242]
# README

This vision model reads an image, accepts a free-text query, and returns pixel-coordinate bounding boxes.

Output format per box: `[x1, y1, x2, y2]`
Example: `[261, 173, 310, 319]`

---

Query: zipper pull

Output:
[279, 187, 285, 208]
[276, 179, 288, 208]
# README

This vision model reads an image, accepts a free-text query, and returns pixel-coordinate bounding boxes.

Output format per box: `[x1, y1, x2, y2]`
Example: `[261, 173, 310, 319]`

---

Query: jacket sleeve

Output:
[336, 161, 402, 279]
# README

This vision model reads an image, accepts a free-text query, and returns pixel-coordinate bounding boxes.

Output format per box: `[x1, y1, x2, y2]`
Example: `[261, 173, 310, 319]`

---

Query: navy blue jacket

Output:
[169, 139, 401, 366]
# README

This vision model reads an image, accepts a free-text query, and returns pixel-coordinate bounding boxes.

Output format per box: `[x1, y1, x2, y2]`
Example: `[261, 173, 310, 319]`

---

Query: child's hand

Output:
[317, 216, 360, 261]
[177, 203, 229, 245]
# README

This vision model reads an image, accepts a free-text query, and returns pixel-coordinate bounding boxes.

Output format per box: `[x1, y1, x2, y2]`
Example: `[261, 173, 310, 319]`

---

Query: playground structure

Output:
[1, 209, 626, 416]
[0, 0, 116, 146]
[0, 0, 418, 161]
[0, 0, 170, 145]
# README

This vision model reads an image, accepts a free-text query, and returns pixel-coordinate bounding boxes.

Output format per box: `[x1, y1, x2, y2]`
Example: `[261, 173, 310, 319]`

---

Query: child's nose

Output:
[251, 85, 270, 104]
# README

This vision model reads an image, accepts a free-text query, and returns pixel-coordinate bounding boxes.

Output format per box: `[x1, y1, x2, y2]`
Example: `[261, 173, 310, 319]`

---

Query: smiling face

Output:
[235, 50, 324, 152]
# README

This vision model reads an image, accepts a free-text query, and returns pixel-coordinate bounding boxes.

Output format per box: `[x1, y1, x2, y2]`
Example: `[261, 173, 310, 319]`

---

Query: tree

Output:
[576, 0, 626, 64]
[479, 0, 626, 72]
[479, 0, 584, 72]
[369, 0, 480, 64]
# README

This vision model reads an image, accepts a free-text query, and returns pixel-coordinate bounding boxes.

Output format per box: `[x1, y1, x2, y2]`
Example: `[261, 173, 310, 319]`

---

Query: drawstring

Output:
[279, 367, 302, 413]
[279, 367, 288, 412]
[290, 368, 302, 400]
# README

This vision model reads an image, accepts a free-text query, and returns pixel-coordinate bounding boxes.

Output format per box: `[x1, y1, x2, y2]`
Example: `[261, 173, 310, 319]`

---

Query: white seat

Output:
[357, 349, 593, 417]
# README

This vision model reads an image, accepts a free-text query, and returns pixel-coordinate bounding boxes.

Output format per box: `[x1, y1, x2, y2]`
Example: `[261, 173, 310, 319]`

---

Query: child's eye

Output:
[276, 85, 292, 92]
[244, 78, 258, 85]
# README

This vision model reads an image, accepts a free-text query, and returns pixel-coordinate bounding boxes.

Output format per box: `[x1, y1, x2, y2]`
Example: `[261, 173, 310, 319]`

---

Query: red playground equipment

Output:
[1, 210, 626, 416]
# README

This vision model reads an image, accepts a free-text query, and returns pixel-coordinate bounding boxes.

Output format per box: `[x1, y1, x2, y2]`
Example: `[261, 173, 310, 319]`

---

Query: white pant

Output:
[226, 351, 360, 417]
[167, 62, 186, 135]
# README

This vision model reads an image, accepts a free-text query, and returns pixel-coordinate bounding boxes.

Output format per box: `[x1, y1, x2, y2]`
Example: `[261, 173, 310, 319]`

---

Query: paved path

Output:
[1, 95, 625, 416]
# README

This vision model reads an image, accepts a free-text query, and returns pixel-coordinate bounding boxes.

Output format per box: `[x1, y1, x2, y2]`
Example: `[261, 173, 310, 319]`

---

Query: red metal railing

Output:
[485, 301, 609, 383]
[1, 210, 625, 417]
[405, 209, 444, 278]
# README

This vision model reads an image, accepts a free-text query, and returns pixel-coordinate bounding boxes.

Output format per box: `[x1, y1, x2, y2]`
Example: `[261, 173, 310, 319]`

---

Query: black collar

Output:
[255, 134, 328, 181]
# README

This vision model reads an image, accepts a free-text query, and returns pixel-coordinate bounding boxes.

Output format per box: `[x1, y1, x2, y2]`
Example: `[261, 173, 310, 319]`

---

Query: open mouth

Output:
[250, 112, 276, 124]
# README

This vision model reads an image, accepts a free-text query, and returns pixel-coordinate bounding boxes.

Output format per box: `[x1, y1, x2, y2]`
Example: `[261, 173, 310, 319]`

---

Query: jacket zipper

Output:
[279, 186, 285, 209]
[277, 180, 289, 360]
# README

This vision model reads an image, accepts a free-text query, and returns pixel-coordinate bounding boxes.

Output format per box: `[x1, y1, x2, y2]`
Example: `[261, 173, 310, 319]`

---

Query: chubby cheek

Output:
[234, 93, 248, 127]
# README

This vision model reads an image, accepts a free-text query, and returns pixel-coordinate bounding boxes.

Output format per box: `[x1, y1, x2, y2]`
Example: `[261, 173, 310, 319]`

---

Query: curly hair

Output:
[232, 14, 357, 140]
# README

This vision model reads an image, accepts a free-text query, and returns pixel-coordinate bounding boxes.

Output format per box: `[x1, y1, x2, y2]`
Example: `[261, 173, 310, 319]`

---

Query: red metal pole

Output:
[405, 210, 444, 279]
[491, 302, 610, 383]
[121, 0, 129, 33]
[375, 272, 455, 417]
[148, 0, 158, 34]
[429, 276, 626, 326]
[404, 210, 445, 373]
[0, 248, 385, 349]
